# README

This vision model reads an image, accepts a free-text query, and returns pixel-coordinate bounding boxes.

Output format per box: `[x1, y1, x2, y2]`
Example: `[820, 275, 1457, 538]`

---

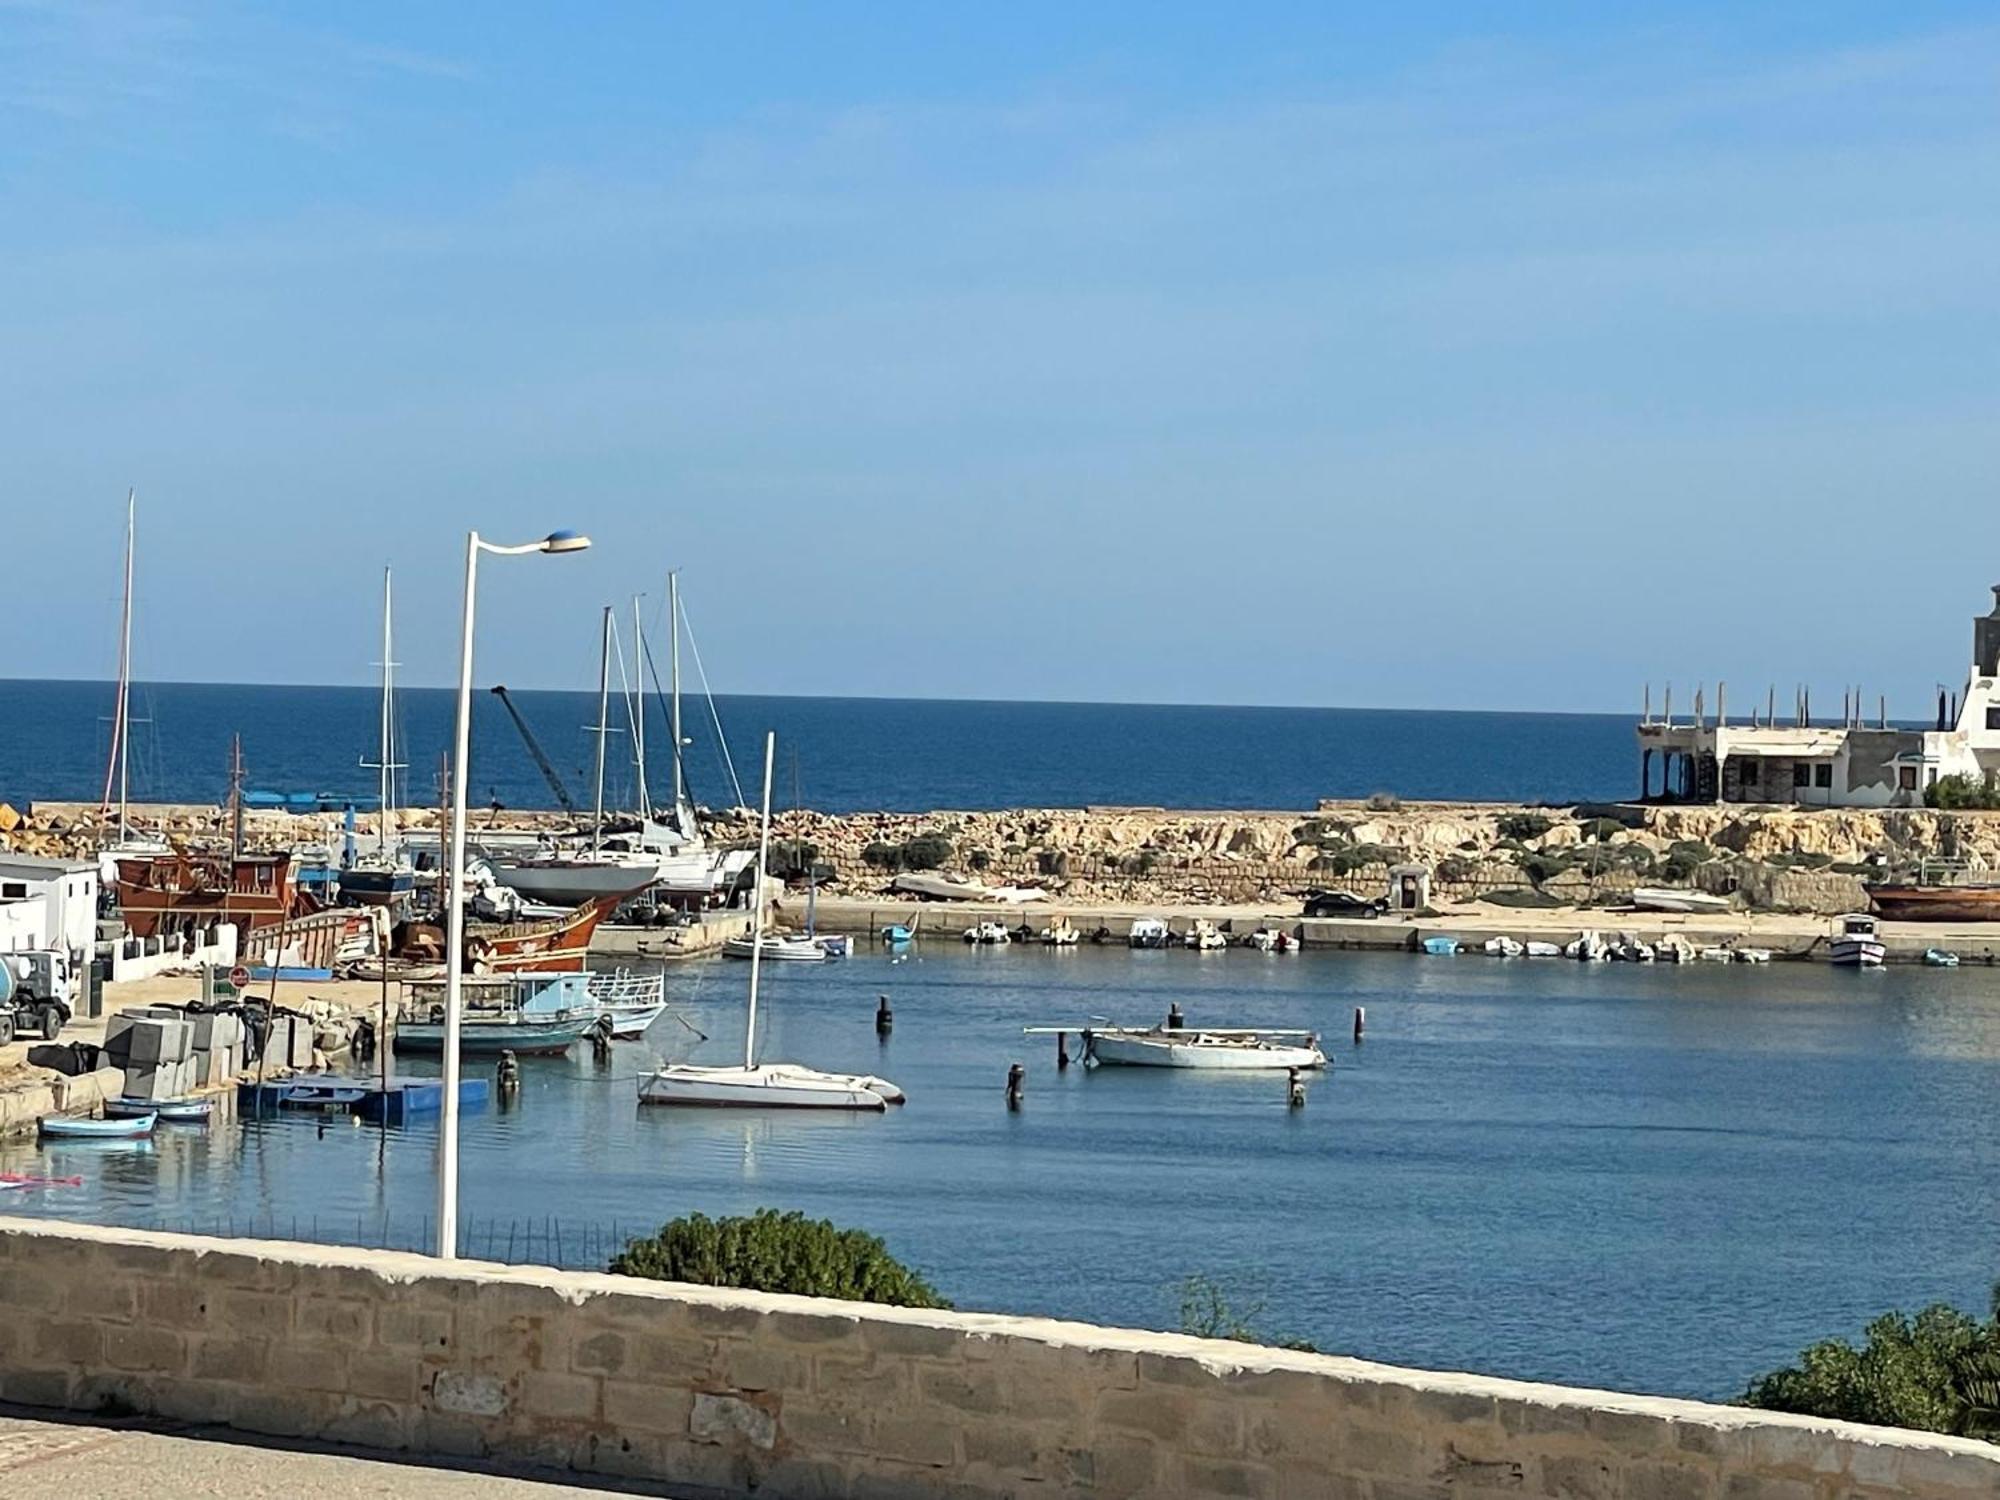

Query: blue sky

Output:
[3, 3, 1996, 711]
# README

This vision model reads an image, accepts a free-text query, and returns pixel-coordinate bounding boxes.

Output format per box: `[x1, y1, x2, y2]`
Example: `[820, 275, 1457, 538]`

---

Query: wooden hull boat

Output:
[394, 1011, 601, 1056]
[115, 852, 315, 941]
[1866, 884, 2000, 923]
[723, 934, 828, 962]
[40, 1112, 155, 1138]
[638, 1063, 902, 1110]
[460, 892, 622, 973]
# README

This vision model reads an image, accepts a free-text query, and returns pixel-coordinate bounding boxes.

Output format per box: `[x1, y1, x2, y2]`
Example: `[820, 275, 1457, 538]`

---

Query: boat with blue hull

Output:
[103, 1097, 211, 1123]
[39, 1112, 156, 1139]
[394, 970, 616, 1056]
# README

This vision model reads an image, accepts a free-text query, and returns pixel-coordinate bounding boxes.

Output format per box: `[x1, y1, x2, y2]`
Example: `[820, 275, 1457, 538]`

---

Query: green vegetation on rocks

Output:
[1926, 774, 2000, 810]
[610, 1210, 950, 1309]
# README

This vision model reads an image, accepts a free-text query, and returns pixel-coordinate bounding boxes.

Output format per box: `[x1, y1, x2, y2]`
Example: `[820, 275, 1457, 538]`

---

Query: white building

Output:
[1636, 586, 2000, 809]
[0, 854, 100, 958]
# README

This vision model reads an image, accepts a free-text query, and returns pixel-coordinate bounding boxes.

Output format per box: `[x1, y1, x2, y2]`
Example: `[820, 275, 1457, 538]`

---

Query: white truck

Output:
[0, 950, 73, 1044]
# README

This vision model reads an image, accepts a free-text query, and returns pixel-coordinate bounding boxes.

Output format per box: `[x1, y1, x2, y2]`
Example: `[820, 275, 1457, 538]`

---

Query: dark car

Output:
[1302, 888, 1387, 919]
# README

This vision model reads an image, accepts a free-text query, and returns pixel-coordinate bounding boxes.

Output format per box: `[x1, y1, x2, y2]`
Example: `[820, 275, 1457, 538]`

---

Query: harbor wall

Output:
[3, 1218, 1998, 1500]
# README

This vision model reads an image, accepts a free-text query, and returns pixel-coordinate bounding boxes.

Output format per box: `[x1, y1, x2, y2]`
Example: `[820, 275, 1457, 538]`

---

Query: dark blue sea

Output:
[0, 679, 1637, 812]
[4, 946, 1996, 1402]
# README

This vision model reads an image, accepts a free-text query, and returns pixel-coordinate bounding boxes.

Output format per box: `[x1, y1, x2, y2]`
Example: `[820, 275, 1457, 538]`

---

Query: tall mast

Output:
[229, 734, 245, 859]
[743, 730, 776, 1070]
[100, 489, 137, 840]
[669, 570, 686, 829]
[379, 567, 396, 852]
[591, 605, 612, 853]
[632, 595, 650, 820]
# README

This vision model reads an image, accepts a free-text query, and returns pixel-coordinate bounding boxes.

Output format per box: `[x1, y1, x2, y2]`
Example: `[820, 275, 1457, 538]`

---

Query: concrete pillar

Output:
[1640, 749, 1651, 800]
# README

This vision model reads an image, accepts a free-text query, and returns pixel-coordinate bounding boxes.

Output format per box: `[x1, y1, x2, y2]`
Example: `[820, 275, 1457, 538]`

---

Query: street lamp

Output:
[438, 529, 591, 1258]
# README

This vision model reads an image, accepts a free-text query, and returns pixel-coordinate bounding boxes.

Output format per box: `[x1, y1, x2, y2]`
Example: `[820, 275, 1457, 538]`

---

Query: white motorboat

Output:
[1698, 946, 1734, 963]
[816, 935, 853, 958]
[1128, 918, 1172, 949]
[1613, 936, 1655, 962]
[1631, 887, 1731, 915]
[1243, 927, 1298, 953]
[638, 733, 904, 1113]
[1039, 918, 1080, 946]
[585, 969, 669, 1037]
[1524, 940, 1562, 958]
[1027, 1023, 1325, 1071]
[723, 933, 827, 963]
[1735, 947, 1772, 964]
[1564, 930, 1608, 961]
[1184, 920, 1228, 951]
[1483, 935, 1524, 958]
[1829, 913, 1885, 968]
[1656, 935, 1695, 964]
[963, 920, 1012, 945]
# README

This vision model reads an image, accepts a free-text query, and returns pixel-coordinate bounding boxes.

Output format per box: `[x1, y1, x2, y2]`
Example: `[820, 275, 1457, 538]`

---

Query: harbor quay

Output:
[2, 1215, 1998, 1500]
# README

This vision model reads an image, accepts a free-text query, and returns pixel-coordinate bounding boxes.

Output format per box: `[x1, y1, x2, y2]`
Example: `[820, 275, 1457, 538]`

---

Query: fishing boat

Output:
[395, 971, 610, 1056]
[723, 933, 829, 962]
[1830, 913, 1886, 969]
[584, 969, 670, 1037]
[1128, 918, 1171, 950]
[1421, 936, 1459, 956]
[1026, 1022, 1326, 1071]
[1183, 920, 1228, 951]
[103, 1097, 211, 1123]
[1483, 935, 1524, 958]
[1865, 883, 2000, 923]
[464, 892, 625, 973]
[638, 733, 906, 1112]
[40, 1112, 155, 1139]
[116, 851, 316, 944]
[962, 920, 1012, 946]
[1631, 887, 1731, 915]
[1924, 947, 1961, 968]
[274, 1082, 368, 1110]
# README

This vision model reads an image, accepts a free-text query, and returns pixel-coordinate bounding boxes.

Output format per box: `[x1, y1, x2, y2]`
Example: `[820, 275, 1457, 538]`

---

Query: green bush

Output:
[1579, 817, 1624, 843]
[1435, 856, 1478, 883]
[1495, 813, 1552, 841]
[1928, 774, 2000, 810]
[1743, 1285, 2000, 1438]
[1519, 850, 1573, 886]
[1364, 791, 1400, 812]
[766, 839, 817, 879]
[861, 841, 899, 869]
[1036, 850, 1070, 878]
[898, 834, 954, 870]
[1662, 840, 1714, 883]
[1177, 1275, 1319, 1353]
[610, 1210, 949, 1309]
[967, 849, 991, 871]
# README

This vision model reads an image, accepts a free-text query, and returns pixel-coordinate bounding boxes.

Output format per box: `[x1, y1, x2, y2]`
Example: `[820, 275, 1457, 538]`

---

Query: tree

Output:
[898, 834, 954, 870]
[1742, 1285, 2000, 1438]
[610, 1210, 949, 1309]
[1927, 774, 2000, 811]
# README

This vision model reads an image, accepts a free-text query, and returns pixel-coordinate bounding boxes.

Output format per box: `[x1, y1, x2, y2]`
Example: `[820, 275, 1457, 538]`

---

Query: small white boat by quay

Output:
[1128, 918, 1172, 950]
[723, 933, 828, 962]
[1039, 918, 1080, 946]
[1631, 887, 1731, 915]
[1524, 940, 1562, 959]
[1830, 913, 1885, 969]
[1243, 927, 1299, 953]
[1483, 935, 1524, 958]
[1564, 930, 1609, 962]
[963, 920, 1012, 945]
[1184, 920, 1228, 951]
[1025, 1021, 1326, 1071]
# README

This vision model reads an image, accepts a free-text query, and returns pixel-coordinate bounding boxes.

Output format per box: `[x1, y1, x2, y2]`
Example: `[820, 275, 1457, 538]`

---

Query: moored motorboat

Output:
[1483, 935, 1524, 958]
[103, 1097, 210, 1123]
[275, 1082, 368, 1110]
[1422, 936, 1459, 956]
[1829, 913, 1886, 968]
[1524, 940, 1562, 958]
[1564, 930, 1608, 961]
[962, 921, 1012, 946]
[1656, 935, 1695, 964]
[1127, 918, 1171, 950]
[1027, 1022, 1326, 1071]
[1734, 947, 1772, 964]
[1039, 917, 1080, 946]
[40, 1112, 155, 1139]
[395, 971, 610, 1056]
[1924, 947, 1961, 968]
[585, 969, 669, 1037]
[1184, 920, 1228, 951]
[724, 933, 830, 962]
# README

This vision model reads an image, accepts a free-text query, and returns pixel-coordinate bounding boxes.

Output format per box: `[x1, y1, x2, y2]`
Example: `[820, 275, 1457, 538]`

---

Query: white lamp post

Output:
[437, 527, 590, 1259]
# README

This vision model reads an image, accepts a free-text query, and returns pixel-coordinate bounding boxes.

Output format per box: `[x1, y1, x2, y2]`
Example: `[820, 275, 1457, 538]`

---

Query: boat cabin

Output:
[1838, 913, 1880, 940]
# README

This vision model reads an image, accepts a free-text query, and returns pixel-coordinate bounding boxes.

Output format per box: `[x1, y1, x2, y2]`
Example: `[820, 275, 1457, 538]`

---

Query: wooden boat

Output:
[396, 971, 611, 1056]
[1830, 913, 1886, 968]
[1028, 1023, 1326, 1071]
[104, 1097, 210, 1123]
[459, 892, 623, 973]
[40, 1112, 155, 1139]
[115, 852, 316, 942]
[724, 933, 829, 962]
[640, 733, 904, 1113]
[1866, 884, 2000, 923]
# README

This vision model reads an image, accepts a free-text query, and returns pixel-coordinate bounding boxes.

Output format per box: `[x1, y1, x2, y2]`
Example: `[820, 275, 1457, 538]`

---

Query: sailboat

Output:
[341, 568, 416, 906]
[98, 490, 170, 861]
[638, 733, 905, 1110]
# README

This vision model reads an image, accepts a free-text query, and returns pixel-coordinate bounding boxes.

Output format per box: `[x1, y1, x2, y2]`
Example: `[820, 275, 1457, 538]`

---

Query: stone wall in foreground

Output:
[1, 1217, 1996, 1500]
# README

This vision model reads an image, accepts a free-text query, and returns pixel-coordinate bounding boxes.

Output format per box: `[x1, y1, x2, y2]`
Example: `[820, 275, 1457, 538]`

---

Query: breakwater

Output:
[4, 1216, 1997, 1500]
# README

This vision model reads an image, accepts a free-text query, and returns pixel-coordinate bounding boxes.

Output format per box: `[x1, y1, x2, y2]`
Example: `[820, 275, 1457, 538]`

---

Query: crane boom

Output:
[488, 685, 580, 816]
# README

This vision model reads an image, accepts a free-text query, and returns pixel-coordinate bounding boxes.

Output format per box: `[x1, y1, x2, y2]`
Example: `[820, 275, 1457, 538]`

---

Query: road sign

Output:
[228, 965, 251, 989]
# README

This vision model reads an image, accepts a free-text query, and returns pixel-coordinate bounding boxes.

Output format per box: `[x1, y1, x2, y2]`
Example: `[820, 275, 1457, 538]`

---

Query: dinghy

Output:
[724, 932, 828, 962]
[40, 1112, 155, 1139]
[639, 733, 905, 1113]
[104, 1097, 210, 1124]
[1483, 935, 1524, 958]
[1421, 936, 1459, 956]
[1924, 947, 1960, 968]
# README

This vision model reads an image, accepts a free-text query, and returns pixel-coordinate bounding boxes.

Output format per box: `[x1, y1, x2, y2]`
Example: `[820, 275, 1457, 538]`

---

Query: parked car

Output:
[1302, 888, 1387, 919]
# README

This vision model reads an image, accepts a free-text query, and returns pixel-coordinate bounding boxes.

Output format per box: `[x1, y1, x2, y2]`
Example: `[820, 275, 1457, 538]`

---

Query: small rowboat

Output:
[39, 1112, 156, 1139]
[105, 1097, 212, 1124]
[276, 1082, 368, 1110]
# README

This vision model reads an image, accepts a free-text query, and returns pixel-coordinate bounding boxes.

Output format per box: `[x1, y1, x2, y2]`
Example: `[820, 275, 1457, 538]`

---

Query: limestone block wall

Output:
[1, 1217, 1997, 1500]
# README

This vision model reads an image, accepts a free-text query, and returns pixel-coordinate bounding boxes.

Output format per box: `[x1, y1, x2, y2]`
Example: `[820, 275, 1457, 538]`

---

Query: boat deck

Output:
[237, 1076, 490, 1125]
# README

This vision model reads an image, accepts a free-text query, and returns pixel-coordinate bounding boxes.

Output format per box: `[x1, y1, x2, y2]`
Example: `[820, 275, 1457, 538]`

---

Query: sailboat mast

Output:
[101, 489, 136, 839]
[669, 570, 685, 827]
[632, 596, 650, 820]
[592, 605, 612, 854]
[743, 731, 776, 1070]
[379, 567, 396, 853]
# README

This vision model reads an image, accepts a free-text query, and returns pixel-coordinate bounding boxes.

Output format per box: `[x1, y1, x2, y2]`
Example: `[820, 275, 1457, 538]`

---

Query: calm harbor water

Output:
[4, 946, 1997, 1402]
[0, 678, 1637, 811]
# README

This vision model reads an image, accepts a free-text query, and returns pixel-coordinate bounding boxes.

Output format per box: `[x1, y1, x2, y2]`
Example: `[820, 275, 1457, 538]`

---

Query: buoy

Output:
[875, 995, 893, 1035]
[1167, 1003, 1184, 1031]
[496, 1050, 521, 1102]
[1288, 1067, 1306, 1109]
[1056, 1031, 1069, 1070]
[1353, 1006, 1366, 1044]
[1005, 1062, 1026, 1110]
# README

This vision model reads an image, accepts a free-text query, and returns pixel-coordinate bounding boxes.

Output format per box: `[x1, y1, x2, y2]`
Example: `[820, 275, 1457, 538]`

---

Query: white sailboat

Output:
[638, 732, 905, 1111]
[1025, 1020, 1326, 1071]
[342, 568, 416, 906]
[98, 491, 170, 862]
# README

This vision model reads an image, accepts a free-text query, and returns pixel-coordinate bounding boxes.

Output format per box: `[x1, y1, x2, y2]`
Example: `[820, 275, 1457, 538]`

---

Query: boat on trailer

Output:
[639, 733, 905, 1113]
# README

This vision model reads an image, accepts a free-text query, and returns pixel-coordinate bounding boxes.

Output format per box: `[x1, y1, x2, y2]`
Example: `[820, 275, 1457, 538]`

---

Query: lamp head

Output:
[540, 530, 591, 554]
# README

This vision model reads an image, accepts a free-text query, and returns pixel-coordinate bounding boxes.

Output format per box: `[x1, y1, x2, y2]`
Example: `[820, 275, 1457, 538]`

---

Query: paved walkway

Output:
[0, 1410, 689, 1497]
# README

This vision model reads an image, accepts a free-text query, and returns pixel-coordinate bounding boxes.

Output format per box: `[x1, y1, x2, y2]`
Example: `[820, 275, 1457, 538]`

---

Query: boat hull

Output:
[638, 1063, 899, 1109]
[40, 1113, 155, 1138]
[393, 1017, 597, 1055]
[1829, 939, 1885, 968]
[1087, 1033, 1327, 1070]
[722, 936, 827, 962]
[1630, 887, 1731, 914]
[1866, 885, 2000, 922]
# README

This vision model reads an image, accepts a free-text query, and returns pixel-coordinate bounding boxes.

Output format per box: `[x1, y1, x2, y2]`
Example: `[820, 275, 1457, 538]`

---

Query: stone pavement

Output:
[0, 1409, 691, 1498]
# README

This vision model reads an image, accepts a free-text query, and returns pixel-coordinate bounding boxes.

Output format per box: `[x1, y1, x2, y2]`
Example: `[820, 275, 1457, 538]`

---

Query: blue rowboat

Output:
[40, 1112, 156, 1139]
[105, 1097, 212, 1124]
[1422, 936, 1460, 956]
[276, 1083, 367, 1110]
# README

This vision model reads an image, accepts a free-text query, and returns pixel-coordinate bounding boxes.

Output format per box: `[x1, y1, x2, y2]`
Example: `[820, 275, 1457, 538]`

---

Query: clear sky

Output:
[3, 3, 1996, 712]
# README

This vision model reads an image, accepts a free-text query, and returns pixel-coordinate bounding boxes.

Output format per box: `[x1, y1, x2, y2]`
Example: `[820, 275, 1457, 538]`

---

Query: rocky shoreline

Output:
[13, 796, 2000, 917]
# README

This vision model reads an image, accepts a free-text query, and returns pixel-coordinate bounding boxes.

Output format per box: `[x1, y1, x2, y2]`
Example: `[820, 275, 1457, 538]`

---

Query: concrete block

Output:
[125, 1018, 191, 1065]
[121, 1060, 194, 1102]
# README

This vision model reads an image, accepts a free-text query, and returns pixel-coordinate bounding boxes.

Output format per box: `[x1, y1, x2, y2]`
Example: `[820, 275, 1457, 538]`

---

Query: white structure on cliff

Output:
[1637, 586, 2000, 808]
